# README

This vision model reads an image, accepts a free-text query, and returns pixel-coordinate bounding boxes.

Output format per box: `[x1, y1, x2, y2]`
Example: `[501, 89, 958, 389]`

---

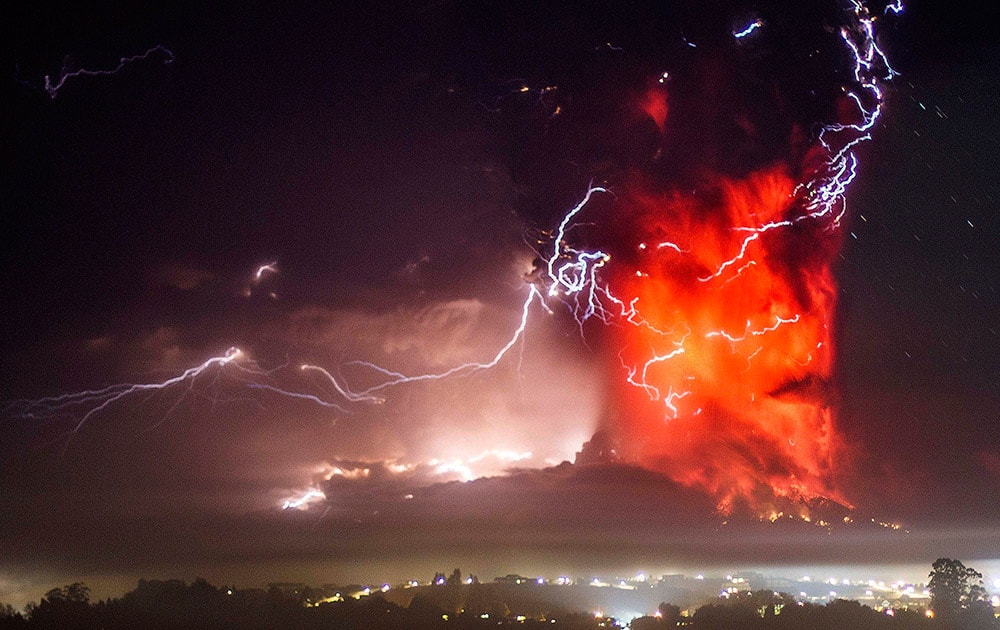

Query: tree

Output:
[44, 583, 90, 604]
[657, 602, 681, 625]
[0, 603, 25, 629]
[928, 558, 991, 624]
[27, 583, 95, 629]
[690, 602, 761, 630]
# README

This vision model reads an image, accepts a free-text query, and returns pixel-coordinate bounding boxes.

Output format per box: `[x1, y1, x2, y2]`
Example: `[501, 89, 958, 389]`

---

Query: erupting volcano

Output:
[538, 1, 899, 517]
[5, 0, 910, 547]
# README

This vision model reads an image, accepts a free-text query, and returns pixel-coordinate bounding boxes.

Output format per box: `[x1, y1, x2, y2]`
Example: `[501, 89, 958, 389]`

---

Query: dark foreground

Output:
[1, 572, 996, 630]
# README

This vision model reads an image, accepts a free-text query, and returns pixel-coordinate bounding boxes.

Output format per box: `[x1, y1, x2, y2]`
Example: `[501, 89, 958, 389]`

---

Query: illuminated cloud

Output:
[285, 299, 517, 369]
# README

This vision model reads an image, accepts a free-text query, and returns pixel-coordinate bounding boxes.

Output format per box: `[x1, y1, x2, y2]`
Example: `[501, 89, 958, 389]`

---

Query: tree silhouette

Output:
[928, 557, 992, 626]
[3, 563, 992, 630]
[692, 601, 762, 629]
[657, 601, 681, 625]
[0, 603, 25, 629]
[25, 583, 94, 630]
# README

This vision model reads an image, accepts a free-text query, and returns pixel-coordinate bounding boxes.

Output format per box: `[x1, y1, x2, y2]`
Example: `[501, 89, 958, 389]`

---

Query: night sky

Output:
[2, 0, 1000, 607]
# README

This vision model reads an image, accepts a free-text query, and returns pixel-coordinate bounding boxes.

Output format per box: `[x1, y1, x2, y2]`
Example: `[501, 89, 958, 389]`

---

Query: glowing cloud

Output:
[534, 0, 900, 514]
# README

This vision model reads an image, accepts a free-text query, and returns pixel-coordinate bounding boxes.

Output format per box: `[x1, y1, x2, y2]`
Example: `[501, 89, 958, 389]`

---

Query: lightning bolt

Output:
[254, 262, 278, 282]
[282, 488, 326, 510]
[8, 348, 352, 438]
[733, 19, 765, 39]
[341, 283, 547, 394]
[10, 348, 242, 434]
[43, 45, 174, 99]
[705, 315, 802, 344]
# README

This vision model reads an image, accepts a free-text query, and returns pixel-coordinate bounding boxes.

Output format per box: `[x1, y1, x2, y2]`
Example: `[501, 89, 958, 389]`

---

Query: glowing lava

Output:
[608, 166, 843, 514]
[574, 1, 901, 514]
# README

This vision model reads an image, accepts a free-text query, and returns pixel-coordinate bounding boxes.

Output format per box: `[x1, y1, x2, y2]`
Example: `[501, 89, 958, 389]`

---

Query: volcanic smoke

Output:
[7, 0, 902, 523]
[566, 1, 899, 516]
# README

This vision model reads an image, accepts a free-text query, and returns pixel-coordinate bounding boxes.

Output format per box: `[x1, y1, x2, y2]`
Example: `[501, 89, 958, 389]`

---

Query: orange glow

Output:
[608, 164, 847, 514]
[640, 88, 669, 131]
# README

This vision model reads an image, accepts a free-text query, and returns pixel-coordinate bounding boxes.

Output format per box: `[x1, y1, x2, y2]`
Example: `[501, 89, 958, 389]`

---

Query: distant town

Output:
[262, 566, 998, 622]
[3, 559, 998, 628]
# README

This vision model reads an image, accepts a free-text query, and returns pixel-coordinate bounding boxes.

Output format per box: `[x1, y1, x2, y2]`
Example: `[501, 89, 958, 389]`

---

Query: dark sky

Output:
[2, 0, 1000, 607]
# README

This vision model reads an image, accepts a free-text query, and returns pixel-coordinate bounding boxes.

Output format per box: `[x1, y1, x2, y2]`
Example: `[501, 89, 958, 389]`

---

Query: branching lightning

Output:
[43, 45, 174, 99]
[10, 348, 245, 435]
[341, 283, 547, 394]
[7, 347, 352, 439]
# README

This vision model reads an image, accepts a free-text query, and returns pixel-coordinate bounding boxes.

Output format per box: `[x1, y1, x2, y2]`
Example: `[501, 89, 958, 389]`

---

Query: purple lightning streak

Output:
[622, 336, 688, 402]
[539, 184, 648, 335]
[7, 348, 353, 437]
[43, 45, 175, 99]
[298, 365, 386, 404]
[10, 231, 566, 437]
[339, 283, 548, 395]
[10, 348, 243, 434]
[460, 0, 896, 387]
[545, 184, 610, 296]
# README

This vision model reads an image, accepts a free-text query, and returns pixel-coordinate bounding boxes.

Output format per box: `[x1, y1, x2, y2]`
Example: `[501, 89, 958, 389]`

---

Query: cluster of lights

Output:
[294, 566, 976, 623]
